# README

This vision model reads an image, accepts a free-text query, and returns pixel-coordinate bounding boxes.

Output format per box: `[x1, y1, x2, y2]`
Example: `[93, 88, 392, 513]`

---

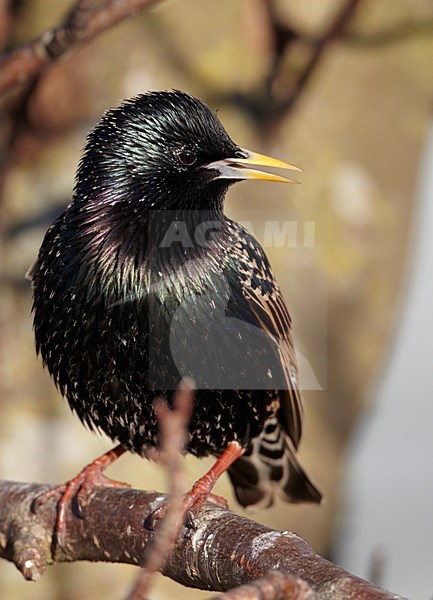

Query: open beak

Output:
[205, 147, 302, 184]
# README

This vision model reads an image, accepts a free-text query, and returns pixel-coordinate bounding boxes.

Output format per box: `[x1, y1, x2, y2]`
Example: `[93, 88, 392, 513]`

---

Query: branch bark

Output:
[0, 480, 406, 599]
[0, 0, 161, 95]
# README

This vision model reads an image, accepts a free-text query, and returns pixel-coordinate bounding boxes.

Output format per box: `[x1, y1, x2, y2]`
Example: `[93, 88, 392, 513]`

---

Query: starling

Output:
[28, 90, 321, 534]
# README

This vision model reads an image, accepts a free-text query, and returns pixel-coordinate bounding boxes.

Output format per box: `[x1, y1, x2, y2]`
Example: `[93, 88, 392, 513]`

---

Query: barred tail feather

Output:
[227, 419, 322, 510]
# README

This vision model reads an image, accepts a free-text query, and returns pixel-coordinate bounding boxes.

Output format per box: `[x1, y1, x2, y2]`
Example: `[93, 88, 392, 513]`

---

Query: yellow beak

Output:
[205, 147, 302, 184]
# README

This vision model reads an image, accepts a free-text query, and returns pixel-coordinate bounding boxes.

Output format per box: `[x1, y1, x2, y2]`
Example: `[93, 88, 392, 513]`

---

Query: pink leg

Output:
[33, 444, 128, 547]
[149, 441, 245, 528]
[185, 441, 245, 511]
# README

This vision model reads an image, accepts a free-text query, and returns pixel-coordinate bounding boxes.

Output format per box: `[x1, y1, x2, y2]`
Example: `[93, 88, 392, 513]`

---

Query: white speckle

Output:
[250, 532, 282, 559]
[126, 524, 132, 535]
[93, 535, 100, 548]
[267, 368, 272, 378]
[24, 560, 34, 569]
[158, 271, 163, 276]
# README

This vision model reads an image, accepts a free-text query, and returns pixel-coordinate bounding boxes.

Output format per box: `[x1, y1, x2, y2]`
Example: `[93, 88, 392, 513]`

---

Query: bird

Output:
[28, 90, 321, 540]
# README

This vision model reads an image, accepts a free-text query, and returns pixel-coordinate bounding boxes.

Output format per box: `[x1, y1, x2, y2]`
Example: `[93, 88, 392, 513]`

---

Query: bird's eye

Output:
[178, 150, 197, 166]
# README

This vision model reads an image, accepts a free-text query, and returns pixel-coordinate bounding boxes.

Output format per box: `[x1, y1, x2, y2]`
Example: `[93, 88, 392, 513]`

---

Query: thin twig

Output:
[214, 0, 363, 138]
[274, 0, 363, 117]
[125, 381, 194, 600]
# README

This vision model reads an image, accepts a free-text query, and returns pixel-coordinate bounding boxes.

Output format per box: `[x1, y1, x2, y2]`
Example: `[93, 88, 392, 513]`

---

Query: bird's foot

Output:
[146, 441, 243, 531]
[32, 444, 128, 548]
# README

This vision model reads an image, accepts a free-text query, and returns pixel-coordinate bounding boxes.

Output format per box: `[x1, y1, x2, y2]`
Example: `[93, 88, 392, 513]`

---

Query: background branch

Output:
[0, 0, 160, 95]
[215, 0, 363, 139]
[0, 480, 405, 599]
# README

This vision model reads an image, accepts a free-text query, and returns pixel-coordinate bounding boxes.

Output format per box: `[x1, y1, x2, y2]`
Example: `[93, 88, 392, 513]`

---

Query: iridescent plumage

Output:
[29, 90, 321, 509]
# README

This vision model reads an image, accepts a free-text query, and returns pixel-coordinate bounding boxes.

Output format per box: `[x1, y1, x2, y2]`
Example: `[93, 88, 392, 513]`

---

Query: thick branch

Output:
[0, 480, 405, 599]
[0, 0, 161, 95]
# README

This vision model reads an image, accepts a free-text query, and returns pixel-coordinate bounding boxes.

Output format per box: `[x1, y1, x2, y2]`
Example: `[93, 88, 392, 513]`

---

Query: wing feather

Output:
[227, 221, 303, 447]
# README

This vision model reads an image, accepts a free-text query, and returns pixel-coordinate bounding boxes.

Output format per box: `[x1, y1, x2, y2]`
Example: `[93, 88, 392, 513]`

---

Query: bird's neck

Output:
[66, 198, 229, 297]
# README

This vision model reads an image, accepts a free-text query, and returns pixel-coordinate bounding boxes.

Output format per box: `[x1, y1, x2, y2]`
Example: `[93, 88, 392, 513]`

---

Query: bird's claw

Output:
[184, 510, 196, 530]
[32, 448, 129, 549]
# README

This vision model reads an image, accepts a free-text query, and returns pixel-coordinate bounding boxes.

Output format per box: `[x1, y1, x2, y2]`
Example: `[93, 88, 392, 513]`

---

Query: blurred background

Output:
[0, 0, 432, 598]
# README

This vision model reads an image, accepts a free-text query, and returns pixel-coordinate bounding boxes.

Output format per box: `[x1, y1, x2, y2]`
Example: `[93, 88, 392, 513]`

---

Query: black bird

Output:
[28, 90, 321, 535]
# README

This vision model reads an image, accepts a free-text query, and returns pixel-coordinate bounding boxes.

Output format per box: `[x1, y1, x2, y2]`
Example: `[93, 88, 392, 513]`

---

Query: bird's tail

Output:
[227, 419, 322, 510]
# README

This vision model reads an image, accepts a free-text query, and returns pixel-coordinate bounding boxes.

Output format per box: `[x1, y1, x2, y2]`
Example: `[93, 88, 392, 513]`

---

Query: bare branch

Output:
[126, 383, 194, 600]
[280, 0, 363, 113]
[213, 0, 364, 139]
[0, 480, 406, 599]
[0, 0, 161, 95]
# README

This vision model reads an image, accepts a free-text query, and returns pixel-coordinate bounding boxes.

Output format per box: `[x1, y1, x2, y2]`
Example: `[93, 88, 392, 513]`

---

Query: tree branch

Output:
[278, 0, 362, 114]
[0, 480, 405, 599]
[0, 0, 161, 95]
[214, 0, 364, 139]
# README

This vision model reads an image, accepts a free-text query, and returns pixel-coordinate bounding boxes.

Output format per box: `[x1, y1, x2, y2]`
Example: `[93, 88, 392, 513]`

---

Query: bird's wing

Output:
[228, 222, 303, 447]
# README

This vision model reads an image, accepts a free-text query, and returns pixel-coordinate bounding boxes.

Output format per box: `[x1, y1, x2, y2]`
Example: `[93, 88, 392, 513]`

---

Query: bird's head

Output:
[74, 90, 301, 215]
